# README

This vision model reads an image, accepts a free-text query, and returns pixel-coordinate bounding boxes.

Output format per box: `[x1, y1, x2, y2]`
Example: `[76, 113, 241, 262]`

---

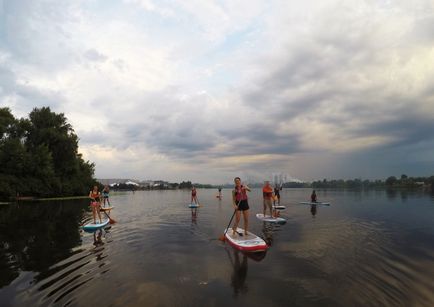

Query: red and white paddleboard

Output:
[224, 227, 268, 252]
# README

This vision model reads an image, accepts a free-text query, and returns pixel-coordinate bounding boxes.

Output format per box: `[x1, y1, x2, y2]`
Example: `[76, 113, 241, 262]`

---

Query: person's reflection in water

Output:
[262, 223, 274, 246]
[310, 204, 317, 217]
[191, 208, 198, 224]
[228, 249, 248, 297]
[93, 229, 104, 247]
[92, 229, 105, 262]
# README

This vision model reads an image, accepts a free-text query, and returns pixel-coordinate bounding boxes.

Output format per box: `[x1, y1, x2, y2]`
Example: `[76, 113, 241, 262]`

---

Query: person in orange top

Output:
[262, 181, 274, 217]
[89, 185, 102, 224]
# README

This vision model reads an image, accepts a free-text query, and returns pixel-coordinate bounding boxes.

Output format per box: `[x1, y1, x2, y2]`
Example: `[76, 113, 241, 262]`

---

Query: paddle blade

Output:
[102, 210, 116, 224]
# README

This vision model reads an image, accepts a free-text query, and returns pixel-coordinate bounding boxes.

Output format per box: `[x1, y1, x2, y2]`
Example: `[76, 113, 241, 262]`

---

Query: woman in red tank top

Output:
[232, 177, 250, 236]
[89, 185, 102, 224]
[191, 186, 198, 204]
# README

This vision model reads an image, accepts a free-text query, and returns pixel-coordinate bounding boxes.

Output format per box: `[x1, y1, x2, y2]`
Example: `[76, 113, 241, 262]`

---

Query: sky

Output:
[1, 0, 434, 184]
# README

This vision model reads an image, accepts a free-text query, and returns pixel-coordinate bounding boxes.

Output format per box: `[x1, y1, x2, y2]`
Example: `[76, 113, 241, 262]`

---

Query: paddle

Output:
[101, 206, 116, 224]
[218, 200, 241, 241]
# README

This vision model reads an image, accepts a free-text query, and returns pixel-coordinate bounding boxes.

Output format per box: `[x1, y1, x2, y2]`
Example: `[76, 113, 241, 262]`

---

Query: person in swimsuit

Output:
[218, 187, 222, 199]
[311, 190, 317, 203]
[232, 177, 251, 236]
[262, 181, 274, 217]
[273, 184, 282, 205]
[89, 185, 102, 224]
[191, 186, 198, 204]
[102, 185, 110, 207]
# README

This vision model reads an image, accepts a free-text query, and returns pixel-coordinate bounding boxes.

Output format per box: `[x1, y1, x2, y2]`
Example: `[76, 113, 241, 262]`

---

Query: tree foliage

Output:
[312, 175, 433, 190]
[0, 107, 96, 198]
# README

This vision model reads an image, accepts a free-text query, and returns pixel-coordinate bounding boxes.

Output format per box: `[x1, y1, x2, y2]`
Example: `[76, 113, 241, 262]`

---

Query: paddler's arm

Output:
[243, 185, 251, 192]
[89, 191, 94, 200]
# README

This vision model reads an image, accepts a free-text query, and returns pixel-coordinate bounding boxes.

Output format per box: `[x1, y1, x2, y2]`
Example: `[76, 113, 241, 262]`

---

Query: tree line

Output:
[0, 107, 97, 199]
[312, 174, 434, 190]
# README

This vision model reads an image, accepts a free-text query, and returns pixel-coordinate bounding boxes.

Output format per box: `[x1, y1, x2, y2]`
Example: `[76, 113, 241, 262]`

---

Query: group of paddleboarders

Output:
[89, 185, 111, 224]
[228, 178, 319, 236]
[230, 178, 284, 237]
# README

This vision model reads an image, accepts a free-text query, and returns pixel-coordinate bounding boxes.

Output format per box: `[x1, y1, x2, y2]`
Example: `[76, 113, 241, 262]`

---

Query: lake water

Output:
[1, 188, 433, 307]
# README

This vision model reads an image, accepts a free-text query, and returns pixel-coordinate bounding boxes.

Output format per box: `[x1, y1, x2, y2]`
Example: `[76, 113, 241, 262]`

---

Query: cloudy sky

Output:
[1, 0, 434, 183]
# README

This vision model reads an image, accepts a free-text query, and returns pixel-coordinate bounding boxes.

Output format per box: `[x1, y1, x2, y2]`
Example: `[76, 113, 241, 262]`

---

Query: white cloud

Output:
[1, 0, 434, 183]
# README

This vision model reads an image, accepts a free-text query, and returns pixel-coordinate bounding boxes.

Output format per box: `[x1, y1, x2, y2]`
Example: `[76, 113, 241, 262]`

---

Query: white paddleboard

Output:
[83, 219, 109, 232]
[299, 201, 331, 206]
[224, 227, 268, 252]
[188, 203, 199, 208]
[256, 213, 287, 223]
[100, 206, 114, 211]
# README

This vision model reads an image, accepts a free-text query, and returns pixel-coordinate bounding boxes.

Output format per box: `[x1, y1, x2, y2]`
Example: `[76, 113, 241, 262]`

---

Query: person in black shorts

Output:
[232, 177, 251, 236]
[274, 184, 282, 205]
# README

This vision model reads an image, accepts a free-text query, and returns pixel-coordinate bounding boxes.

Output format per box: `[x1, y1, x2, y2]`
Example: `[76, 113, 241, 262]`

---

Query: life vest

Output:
[234, 185, 248, 202]
[263, 186, 273, 199]
[91, 191, 100, 199]
[311, 194, 317, 202]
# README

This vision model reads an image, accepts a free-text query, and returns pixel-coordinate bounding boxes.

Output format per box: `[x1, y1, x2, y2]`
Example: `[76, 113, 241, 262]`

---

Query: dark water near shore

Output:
[1, 188, 434, 307]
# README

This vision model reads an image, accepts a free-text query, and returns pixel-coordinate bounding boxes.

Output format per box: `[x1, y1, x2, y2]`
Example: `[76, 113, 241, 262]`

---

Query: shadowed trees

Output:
[0, 107, 96, 198]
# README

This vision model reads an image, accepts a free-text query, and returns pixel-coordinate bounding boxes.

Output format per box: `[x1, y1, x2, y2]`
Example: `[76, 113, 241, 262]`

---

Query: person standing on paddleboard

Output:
[232, 177, 250, 236]
[102, 185, 110, 207]
[273, 184, 282, 205]
[191, 186, 198, 204]
[311, 190, 317, 202]
[262, 181, 274, 217]
[89, 185, 102, 224]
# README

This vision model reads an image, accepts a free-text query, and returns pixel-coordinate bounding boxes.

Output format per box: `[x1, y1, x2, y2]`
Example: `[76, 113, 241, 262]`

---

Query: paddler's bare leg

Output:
[263, 200, 266, 216]
[92, 206, 96, 224]
[242, 209, 249, 236]
[97, 205, 102, 223]
[233, 210, 241, 235]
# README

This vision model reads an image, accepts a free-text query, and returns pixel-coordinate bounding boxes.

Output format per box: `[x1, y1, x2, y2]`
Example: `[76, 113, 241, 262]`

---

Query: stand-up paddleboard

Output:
[83, 219, 110, 232]
[100, 206, 114, 212]
[188, 203, 200, 208]
[224, 227, 268, 252]
[256, 213, 287, 223]
[299, 201, 330, 206]
[272, 205, 286, 210]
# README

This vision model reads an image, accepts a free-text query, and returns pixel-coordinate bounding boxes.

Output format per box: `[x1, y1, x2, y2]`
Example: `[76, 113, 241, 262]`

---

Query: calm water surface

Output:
[1, 189, 434, 306]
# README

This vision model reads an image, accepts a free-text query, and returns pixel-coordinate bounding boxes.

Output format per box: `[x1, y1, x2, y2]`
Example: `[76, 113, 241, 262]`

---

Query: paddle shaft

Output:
[223, 200, 241, 237]
[101, 208, 116, 223]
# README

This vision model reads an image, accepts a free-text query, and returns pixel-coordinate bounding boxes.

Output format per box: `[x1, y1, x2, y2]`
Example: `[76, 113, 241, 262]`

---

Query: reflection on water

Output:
[0, 189, 434, 306]
[191, 208, 198, 225]
[226, 248, 248, 297]
[310, 204, 317, 217]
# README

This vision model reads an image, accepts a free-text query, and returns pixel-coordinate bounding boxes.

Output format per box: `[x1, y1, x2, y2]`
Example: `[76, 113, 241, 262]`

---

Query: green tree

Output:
[385, 176, 397, 186]
[0, 107, 96, 198]
[25, 107, 95, 195]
